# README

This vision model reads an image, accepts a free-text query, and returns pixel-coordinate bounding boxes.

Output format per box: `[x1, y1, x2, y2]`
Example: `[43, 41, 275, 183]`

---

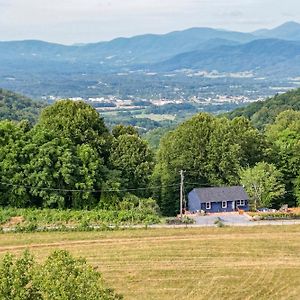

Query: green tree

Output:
[111, 124, 138, 138]
[240, 162, 285, 209]
[109, 127, 154, 197]
[226, 88, 300, 129]
[0, 250, 36, 299]
[265, 110, 300, 206]
[0, 250, 122, 300]
[22, 129, 107, 209]
[143, 126, 174, 151]
[0, 88, 45, 124]
[34, 250, 121, 300]
[21, 100, 112, 208]
[0, 120, 31, 207]
[23, 130, 77, 208]
[73, 144, 107, 208]
[38, 100, 111, 158]
[154, 113, 265, 215]
[0, 100, 113, 209]
[294, 175, 300, 206]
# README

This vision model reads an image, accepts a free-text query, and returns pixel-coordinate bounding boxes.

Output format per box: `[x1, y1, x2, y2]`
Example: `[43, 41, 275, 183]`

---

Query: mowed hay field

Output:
[0, 226, 300, 300]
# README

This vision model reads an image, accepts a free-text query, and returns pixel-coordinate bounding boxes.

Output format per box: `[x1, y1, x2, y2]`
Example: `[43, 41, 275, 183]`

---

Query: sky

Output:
[0, 0, 300, 44]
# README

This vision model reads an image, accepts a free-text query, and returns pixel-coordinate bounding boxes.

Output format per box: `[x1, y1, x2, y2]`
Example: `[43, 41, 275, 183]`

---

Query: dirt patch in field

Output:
[4, 216, 25, 227]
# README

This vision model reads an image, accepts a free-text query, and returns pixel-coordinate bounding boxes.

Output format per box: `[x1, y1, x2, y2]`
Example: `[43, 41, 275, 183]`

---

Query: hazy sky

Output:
[0, 0, 299, 44]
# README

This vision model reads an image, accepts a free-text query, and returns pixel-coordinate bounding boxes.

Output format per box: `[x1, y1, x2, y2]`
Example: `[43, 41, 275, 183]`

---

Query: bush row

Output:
[0, 202, 161, 232]
[248, 211, 300, 220]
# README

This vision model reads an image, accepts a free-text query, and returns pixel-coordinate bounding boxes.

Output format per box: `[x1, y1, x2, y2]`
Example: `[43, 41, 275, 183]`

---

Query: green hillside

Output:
[0, 88, 45, 123]
[227, 88, 300, 129]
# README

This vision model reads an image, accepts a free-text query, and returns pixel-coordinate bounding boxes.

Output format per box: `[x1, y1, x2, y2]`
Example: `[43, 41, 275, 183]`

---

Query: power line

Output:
[0, 180, 296, 195]
[185, 182, 213, 186]
[0, 181, 180, 193]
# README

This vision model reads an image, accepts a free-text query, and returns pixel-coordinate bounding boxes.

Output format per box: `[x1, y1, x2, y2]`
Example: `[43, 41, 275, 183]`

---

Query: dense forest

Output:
[226, 88, 300, 129]
[0, 89, 45, 124]
[145, 88, 300, 150]
[0, 89, 299, 216]
[0, 100, 155, 209]
[153, 110, 299, 214]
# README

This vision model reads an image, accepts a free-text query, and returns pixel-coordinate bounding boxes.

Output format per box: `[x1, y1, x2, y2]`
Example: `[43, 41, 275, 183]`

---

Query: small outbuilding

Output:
[188, 186, 249, 213]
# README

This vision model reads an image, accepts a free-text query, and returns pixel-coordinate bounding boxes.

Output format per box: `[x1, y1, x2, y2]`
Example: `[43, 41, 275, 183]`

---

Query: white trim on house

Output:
[237, 200, 245, 206]
[222, 201, 227, 208]
[206, 202, 211, 210]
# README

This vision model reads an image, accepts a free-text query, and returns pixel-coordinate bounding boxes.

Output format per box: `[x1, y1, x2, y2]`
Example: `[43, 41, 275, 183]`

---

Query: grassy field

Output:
[135, 113, 176, 121]
[1, 226, 300, 299]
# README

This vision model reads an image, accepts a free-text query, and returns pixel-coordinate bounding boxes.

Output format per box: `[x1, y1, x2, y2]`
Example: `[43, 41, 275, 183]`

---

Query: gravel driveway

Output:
[192, 213, 252, 226]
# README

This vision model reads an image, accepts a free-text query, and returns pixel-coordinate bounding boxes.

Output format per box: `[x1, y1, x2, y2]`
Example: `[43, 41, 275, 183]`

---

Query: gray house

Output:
[188, 186, 249, 213]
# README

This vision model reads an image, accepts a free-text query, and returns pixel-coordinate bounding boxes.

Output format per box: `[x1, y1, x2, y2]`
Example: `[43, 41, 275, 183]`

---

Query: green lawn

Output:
[1, 226, 299, 299]
[135, 113, 176, 121]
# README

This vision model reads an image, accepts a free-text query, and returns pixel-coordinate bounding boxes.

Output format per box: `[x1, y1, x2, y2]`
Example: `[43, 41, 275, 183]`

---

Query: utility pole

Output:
[180, 170, 184, 219]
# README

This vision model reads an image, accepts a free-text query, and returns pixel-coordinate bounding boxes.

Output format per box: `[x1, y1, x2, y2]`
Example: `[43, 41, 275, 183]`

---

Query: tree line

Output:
[0, 99, 299, 215]
[226, 88, 300, 129]
[153, 110, 300, 215]
[0, 100, 154, 209]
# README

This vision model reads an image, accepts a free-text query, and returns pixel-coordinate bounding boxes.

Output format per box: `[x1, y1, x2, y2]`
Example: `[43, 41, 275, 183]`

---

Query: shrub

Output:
[0, 250, 35, 299]
[248, 211, 300, 220]
[0, 204, 161, 232]
[0, 250, 122, 300]
[214, 217, 226, 227]
[165, 217, 195, 225]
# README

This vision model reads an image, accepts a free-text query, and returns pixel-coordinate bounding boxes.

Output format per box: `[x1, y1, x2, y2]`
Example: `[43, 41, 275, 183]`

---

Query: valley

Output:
[1, 2, 300, 299]
[1, 22, 300, 105]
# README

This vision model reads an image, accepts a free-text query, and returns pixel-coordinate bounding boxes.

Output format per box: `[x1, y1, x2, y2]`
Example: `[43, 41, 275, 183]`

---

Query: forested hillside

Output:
[152, 39, 300, 76]
[0, 88, 45, 123]
[227, 88, 300, 129]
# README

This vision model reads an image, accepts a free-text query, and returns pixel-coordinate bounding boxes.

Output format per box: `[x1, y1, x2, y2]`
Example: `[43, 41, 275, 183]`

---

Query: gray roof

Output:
[191, 186, 249, 203]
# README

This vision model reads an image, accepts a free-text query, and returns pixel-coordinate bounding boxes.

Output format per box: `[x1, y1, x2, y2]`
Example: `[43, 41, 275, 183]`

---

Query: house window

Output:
[237, 200, 245, 206]
[222, 201, 227, 208]
[206, 202, 211, 210]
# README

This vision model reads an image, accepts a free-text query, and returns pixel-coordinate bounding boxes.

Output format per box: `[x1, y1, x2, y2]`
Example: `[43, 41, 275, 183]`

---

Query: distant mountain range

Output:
[0, 27, 255, 67]
[1, 21, 300, 69]
[1, 21, 300, 97]
[252, 21, 300, 41]
[152, 39, 300, 76]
